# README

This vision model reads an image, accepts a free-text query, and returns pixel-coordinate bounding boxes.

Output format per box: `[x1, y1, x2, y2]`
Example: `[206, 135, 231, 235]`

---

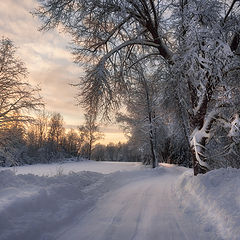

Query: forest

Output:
[1, 0, 240, 175]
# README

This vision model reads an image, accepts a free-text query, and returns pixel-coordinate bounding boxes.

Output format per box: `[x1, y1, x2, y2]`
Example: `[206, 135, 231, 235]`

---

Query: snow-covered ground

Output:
[176, 168, 240, 240]
[0, 160, 239, 240]
[1, 159, 141, 176]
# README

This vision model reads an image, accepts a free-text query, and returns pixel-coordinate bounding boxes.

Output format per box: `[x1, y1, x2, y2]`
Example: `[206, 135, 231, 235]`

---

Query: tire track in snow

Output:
[57, 169, 217, 240]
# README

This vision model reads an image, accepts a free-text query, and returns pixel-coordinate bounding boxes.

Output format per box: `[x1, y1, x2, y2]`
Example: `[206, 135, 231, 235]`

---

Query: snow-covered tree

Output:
[116, 58, 169, 168]
[0, 120, 26, 166]
[0, 37, 43, 166]
[0, 37, 43, 128]
[35, 0, 240, 174]
[170, 0, 240, 174]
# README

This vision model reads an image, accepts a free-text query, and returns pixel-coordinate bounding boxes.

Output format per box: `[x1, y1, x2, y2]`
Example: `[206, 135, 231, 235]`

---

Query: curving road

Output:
[57, 168, 218, 240]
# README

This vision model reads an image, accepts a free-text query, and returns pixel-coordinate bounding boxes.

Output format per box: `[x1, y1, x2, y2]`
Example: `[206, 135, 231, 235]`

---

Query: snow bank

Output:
[176, 168, 240, 240]
[0, 170, 105, 240]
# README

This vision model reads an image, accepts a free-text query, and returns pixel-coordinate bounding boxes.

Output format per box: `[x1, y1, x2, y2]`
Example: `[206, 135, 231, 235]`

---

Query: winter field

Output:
[0, 160, 240, 240]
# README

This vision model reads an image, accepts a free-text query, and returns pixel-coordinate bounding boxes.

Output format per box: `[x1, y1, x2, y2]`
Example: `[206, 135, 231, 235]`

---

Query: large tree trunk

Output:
[191, 147, 208, 176]
[186, 71, 219, 175]
[190, 107, 218, 175]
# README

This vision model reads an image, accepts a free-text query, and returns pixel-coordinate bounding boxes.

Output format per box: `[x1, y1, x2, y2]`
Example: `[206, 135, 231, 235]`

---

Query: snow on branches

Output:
[35, 0, 240, 174]
[228, 114, 240, 142]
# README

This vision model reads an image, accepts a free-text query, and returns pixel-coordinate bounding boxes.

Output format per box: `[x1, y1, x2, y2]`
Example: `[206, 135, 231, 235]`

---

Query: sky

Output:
[0, 0, 127, 144]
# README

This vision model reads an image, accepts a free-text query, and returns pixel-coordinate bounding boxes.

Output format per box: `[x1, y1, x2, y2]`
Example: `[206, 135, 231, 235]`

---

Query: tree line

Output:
[0, 109, 140, 166]
[0, 109, 93, 166]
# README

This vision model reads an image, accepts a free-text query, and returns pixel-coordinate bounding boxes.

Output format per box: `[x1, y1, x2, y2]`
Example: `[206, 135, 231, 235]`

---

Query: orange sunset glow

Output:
[0, 0, 127, 144]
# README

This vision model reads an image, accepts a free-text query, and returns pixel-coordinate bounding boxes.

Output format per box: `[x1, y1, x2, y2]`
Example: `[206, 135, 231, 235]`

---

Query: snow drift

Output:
[176, 168, 240, 240]
[0, 170, 105, 240]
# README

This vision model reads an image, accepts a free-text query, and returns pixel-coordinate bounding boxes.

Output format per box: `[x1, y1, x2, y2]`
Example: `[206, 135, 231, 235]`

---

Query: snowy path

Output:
[2, 161, 239, 240]
[57, 168, 215, 240]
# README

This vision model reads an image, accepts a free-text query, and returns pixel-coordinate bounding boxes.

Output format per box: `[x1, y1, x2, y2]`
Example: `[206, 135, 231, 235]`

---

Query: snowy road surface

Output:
[1, 161, 239, 240]
[57, 167, 216, 240]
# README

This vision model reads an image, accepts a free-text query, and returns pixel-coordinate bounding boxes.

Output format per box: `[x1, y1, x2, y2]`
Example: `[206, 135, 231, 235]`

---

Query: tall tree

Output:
[35, 0, 240, 174]
[171, 0, 240, 174]
[0, 37, 43, 166]
[63, 128, 79, 156]
[47, 113, 64, 152]
[35, 110, 49, 148]
[117, 58, 169, 168]
[0, 37, 42, 128]
[78, 112, 103, 160]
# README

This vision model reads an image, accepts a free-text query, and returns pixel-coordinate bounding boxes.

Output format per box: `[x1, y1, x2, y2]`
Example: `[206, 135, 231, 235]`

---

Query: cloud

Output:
[0, 0, 127, 144]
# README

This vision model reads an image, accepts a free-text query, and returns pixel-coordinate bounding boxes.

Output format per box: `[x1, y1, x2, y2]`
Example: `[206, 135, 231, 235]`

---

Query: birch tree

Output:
[35, 0, 240, 174]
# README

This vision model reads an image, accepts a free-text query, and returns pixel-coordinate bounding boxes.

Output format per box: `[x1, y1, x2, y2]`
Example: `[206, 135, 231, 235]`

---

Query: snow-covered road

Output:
[57, 167, 215, 240]
[1, 161, 239, 240]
